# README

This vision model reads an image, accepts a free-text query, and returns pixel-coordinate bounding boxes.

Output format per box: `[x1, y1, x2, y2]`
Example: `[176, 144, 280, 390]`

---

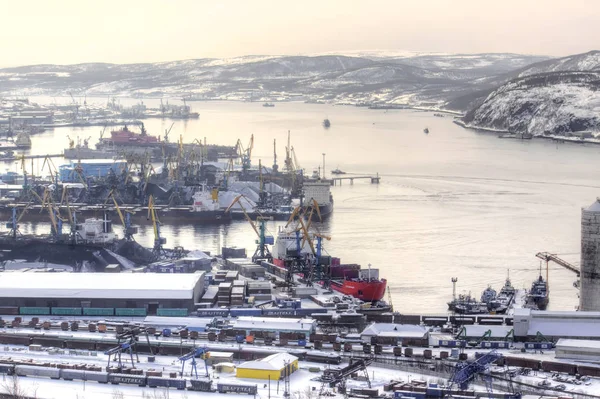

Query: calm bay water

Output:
[13, 98, 600, 313]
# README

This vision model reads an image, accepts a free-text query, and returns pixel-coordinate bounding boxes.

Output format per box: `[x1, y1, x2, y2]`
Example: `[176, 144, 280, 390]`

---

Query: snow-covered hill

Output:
[0, 53, 549, 108]
[462, 71, 600, 135]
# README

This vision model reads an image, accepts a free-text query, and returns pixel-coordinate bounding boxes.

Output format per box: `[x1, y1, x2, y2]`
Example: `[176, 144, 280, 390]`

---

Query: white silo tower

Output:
[580, 199, 600, 311]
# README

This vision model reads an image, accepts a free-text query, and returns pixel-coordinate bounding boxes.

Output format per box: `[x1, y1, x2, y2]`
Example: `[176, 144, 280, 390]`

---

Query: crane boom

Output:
[535, 252, 580, 276]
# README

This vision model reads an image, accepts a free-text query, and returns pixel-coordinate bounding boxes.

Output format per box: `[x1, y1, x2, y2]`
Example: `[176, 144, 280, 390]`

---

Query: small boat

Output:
[331, 168, 346, 175]
[323, 119, 331, 128]
[263, 102, 275, 107]
[423, 127, 429, 134]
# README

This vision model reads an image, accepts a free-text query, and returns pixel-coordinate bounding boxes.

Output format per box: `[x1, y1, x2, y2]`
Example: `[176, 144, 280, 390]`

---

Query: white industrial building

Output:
[0, 272, 205, 311]
[142, 316, 215, 331]
[360, 323, 430, 346]
[580, 199, 600, 311]
[230, 317, 316, 336]
[514, 308, 600, 340]
[556, 338, 600, 362]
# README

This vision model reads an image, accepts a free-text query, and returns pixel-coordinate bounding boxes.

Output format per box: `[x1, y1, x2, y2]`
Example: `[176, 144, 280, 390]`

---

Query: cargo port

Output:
[0, 104, 600, 399]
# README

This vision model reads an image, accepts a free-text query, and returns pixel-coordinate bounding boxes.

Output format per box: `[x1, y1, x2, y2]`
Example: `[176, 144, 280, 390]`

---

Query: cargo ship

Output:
[527, 274, 549, 310]
[271, 226, 386, 302]
[302, 180, 334, 218]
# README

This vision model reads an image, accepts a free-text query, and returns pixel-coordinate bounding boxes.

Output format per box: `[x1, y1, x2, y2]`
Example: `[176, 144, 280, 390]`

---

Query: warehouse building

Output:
[360, 323, 430, 346]
[230, 317, 316, 337]
[236, 353, 298, 380]
[556, 339, 600, 362]
[0, 272, 205, 312]
[514, 308, 600, 341]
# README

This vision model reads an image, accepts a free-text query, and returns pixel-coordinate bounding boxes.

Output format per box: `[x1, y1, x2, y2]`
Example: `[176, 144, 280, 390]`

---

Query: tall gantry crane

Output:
[225, 195, 273, 263]
[179, 347, 209, 378]
[148, 195, 166, 258]
[105, 190, 137, 241]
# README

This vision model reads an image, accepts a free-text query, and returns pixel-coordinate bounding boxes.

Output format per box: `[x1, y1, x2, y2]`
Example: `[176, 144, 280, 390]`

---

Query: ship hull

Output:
[329, 279, 387, 302]
[0, 205, 230, 226]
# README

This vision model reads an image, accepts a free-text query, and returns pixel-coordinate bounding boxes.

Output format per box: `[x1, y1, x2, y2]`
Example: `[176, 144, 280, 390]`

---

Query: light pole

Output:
[322, 153, 326, 179]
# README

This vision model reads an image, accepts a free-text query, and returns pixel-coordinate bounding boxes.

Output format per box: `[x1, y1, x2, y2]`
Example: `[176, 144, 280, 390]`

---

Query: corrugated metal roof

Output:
[238, 353, 298, 371]
[361, 323, 429, 338]
[0, 273, 203, 299]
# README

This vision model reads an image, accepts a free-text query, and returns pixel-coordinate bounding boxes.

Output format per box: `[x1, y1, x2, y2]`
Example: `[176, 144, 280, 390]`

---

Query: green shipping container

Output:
[52, 307, 82, 316]
[83, 308, 114, 316]
[115, 308, 147, 317]
[19, 307, 50, 315]
[157, 308, 189, 317]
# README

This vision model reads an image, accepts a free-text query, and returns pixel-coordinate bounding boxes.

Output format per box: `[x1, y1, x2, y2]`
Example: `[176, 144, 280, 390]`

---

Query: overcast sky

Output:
[2, 0, 598, 67]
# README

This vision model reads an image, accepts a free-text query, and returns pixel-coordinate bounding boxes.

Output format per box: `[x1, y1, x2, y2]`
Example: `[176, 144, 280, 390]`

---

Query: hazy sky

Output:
[2, 0, 598, 67]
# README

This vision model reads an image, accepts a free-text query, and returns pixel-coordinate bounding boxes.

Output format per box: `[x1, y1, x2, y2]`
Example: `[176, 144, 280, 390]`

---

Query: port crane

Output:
[225, 194, 273, 263]
[447, 349, 522, 399]
[5, 203, 30, 239]
[236, 134, 254, 172]
[105, 341, 135, 370]
[148, 195, 166, 258]
[319, 357, 372, 397]
[105, 190, 137, 241]
[535, 251, 580, 289]
[179, 347, 209, 378]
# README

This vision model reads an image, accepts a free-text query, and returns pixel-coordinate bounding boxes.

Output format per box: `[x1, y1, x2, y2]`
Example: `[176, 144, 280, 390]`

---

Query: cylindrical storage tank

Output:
[580, 199, 600, 311]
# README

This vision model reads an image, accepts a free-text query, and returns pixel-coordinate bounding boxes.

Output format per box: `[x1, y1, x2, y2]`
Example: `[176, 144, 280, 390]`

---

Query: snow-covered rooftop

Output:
[360, 323, 429, 338]
[0, 272, 204, 299]
[556, 338, 600, 350]
[142, 316, 214, 328]
[231, 317, 316, 333]
[238, 352, 298, 371]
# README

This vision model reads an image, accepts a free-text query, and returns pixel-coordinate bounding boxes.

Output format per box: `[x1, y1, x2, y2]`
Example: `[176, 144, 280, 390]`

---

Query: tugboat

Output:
[447, 293, 488, 314]
[331, 168, 346, 175]
[323, 119, 331, 128]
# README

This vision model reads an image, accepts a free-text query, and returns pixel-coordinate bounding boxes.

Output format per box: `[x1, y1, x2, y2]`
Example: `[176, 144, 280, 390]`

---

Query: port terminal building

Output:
[0, 272, 205, 314]
[555, 339, 600, 362]
[230, 317, 317, 337]
[360, 323, 430, 346]
[236, 353, 299, 380]
[514, 309, 600, 341]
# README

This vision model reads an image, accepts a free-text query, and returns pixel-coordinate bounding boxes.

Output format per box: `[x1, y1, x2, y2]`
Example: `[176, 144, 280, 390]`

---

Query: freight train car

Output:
[217, 383, 258, 395]
[15, 365, 61, 379]
[305, 351, 342, 365]
[61, 369, 109, 383]
[147, 376, 186, 390]
[0, 363, 15, 375]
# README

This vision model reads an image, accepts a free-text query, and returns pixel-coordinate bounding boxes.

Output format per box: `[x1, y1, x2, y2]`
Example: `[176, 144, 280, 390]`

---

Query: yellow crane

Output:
[147, 195, 165, 256]
[105, 190, 137, 241]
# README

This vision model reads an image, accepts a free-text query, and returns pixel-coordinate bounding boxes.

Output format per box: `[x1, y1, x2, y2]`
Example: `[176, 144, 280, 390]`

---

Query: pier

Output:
[330, 173, 381, 186]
